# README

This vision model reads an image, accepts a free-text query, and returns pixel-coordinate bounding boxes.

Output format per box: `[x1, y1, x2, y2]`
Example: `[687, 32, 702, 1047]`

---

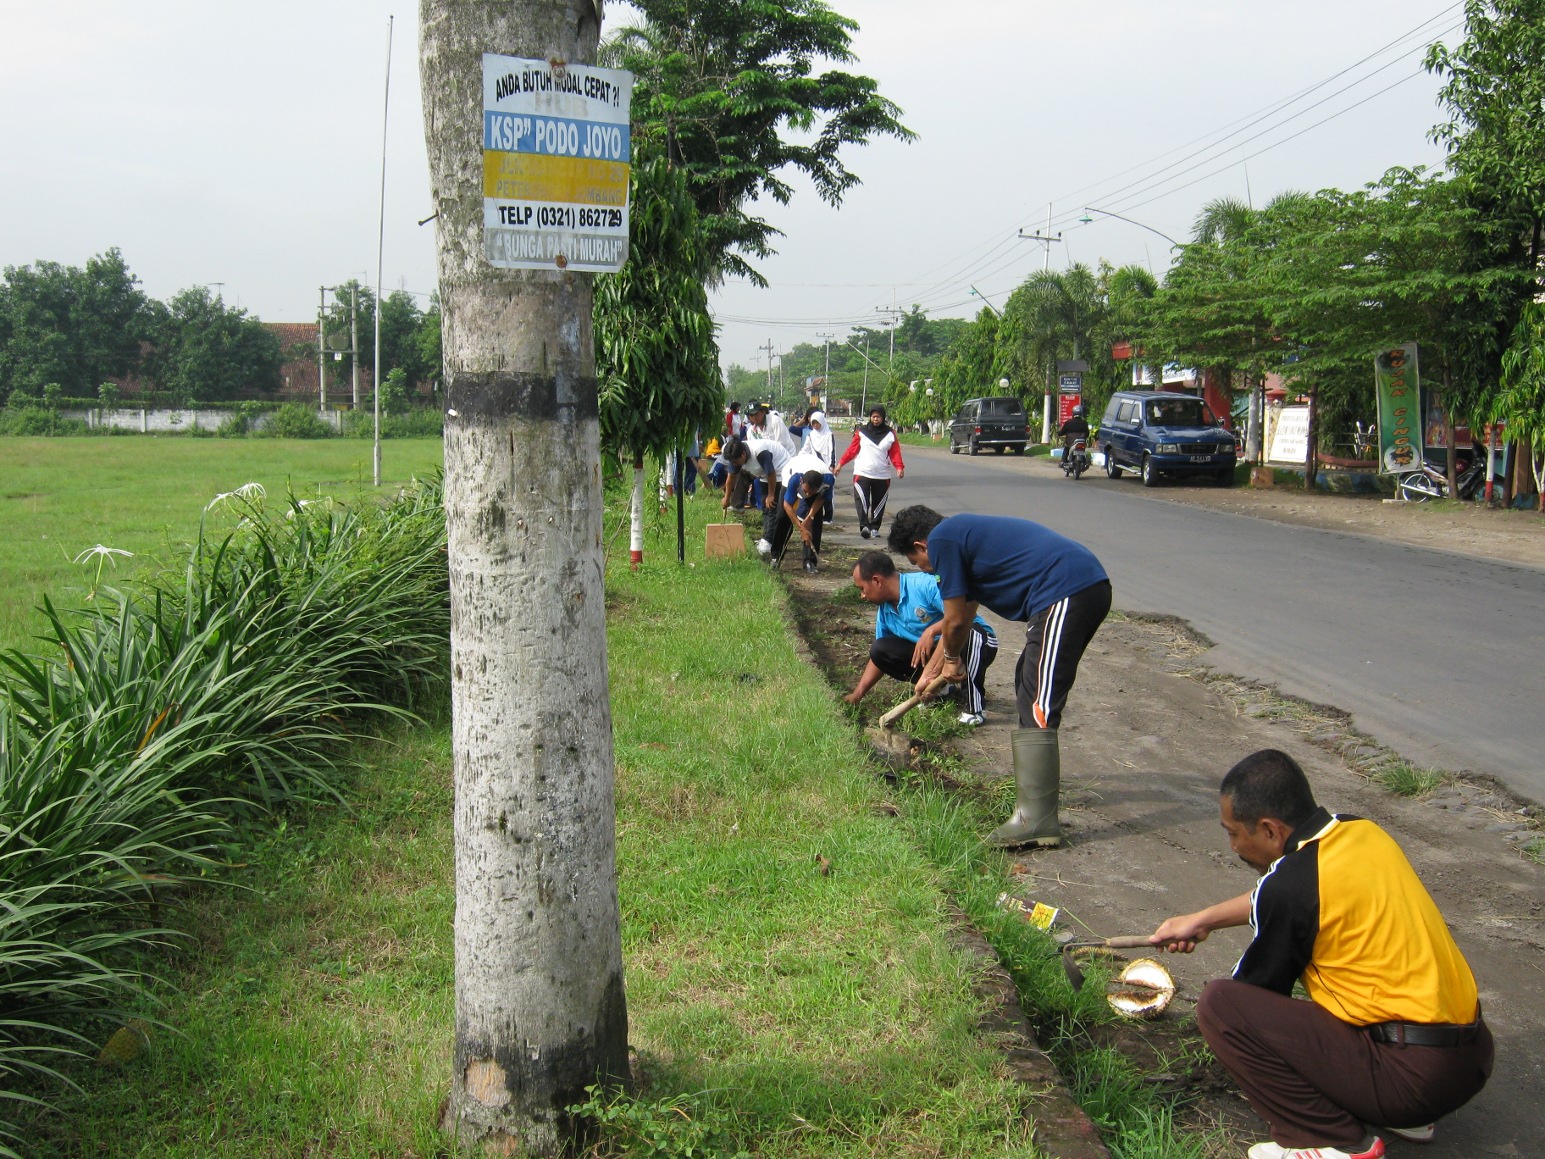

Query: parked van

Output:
[947, 396, 1030, 456]
[1098, 391, 1236, 486]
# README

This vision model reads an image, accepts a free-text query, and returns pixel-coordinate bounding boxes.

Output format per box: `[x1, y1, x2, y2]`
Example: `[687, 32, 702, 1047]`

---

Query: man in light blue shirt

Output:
[843, 550, 997, 725]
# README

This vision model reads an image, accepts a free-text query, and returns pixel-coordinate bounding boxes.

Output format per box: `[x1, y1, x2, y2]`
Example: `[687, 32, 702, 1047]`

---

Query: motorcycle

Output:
[1397, 452, 1484, 502]
[1062, 437, 1090, 480]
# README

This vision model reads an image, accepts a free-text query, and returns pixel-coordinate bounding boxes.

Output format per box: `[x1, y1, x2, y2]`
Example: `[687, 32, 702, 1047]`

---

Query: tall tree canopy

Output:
[0, 248, 151, 398]
[604, 0, 912, 283]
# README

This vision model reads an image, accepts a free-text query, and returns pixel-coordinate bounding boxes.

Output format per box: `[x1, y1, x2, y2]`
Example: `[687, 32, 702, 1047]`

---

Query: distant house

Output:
[267, 322, 375, 406]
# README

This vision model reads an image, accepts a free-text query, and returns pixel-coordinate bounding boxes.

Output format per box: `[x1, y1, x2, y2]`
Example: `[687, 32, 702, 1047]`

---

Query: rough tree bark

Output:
[420, 1, 629, 1153]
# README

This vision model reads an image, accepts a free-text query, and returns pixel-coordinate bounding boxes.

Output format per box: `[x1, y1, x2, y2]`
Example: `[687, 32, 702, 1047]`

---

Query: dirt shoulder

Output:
[1034, 450, 1545, 569]
[779, 531, 1543, 1158]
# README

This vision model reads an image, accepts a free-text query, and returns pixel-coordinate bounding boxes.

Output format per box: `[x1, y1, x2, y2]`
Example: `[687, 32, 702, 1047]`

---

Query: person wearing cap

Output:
[720, 435, 794, 558]
[836, 404, 905, 539]
[844, 550, 996, 725]
[1148, 749, 1492, 1159]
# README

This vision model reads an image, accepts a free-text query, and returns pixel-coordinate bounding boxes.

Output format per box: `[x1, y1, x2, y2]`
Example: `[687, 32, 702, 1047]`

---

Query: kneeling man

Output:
[1150, 749, 1492, 1159]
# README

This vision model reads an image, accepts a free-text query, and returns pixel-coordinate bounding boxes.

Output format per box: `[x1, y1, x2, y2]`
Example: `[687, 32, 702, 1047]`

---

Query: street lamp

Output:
[1078, 207, 1181, 248]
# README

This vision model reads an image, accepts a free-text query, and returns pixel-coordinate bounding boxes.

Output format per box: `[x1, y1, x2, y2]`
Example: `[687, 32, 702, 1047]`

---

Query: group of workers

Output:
[821, 494, 1492, 1159]
[713, 401, 907, 572]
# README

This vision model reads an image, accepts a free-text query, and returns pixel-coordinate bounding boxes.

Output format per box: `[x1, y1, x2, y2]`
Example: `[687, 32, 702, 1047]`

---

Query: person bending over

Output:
[887, 505, 1110, 847]
[766, 457, 834, 572]
[1148, 749, 1492, 1159]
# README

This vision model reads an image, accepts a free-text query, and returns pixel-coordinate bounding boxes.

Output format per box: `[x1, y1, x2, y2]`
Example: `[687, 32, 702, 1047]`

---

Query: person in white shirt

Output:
[835, 404, 905, 539]
[748, 402, 798, 456]
[721, 436, 793, 557]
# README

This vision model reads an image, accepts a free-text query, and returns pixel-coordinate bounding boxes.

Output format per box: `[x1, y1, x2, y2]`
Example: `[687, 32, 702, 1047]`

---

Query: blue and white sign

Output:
[481, 55, 633, 272]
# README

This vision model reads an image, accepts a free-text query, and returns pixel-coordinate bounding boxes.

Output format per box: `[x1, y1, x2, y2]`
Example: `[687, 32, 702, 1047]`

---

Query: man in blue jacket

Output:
[888, 505, 1110, 847]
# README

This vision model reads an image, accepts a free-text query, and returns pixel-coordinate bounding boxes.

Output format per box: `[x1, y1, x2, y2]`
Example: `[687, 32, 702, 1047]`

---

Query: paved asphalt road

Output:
[894, 445, 1545, 804]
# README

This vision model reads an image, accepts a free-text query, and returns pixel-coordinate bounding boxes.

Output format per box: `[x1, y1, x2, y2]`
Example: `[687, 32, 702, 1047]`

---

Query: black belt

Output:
[1367, 1019, 1481, 1047]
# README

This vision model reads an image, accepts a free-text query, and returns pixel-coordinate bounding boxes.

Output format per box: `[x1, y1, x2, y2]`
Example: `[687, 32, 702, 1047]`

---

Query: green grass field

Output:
[0, 438, 444, 653]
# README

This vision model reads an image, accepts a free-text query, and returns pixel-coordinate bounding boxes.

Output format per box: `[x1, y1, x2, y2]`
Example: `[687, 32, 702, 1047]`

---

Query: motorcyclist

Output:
[1058, 405, 1090, 449]
[1058, 406, 1091, 476]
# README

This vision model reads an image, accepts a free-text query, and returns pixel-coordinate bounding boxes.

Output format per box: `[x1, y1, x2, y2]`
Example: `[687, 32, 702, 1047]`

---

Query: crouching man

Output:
[1149, 749, 1492, 1159]
[843, 550, 997, 725]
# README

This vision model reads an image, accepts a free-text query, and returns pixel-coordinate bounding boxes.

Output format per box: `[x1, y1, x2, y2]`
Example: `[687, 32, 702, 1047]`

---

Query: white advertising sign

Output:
[1268, 405, 1310, 465]
[481, 55, 633, 272]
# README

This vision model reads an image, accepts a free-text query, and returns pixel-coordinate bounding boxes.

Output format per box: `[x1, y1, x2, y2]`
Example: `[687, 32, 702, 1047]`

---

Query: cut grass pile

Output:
[0, 438, 444, 654]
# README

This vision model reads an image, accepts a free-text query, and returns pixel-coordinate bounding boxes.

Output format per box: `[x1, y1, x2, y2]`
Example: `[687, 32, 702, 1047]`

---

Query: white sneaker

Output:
[756, 538, 772, 558]
[957, 712, 984, 726]
[1386, 1124, 1434, 1144]
[1247, 1137, 1384, 1159]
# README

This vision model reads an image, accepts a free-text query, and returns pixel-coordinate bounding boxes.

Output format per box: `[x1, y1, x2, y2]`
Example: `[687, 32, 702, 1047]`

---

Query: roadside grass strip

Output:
[10, 482, 1212, 1156]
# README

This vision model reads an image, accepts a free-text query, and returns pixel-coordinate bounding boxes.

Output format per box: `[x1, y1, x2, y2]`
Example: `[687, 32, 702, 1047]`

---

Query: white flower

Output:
[72, 544, 134, 567]
[234, 482, 266, 500]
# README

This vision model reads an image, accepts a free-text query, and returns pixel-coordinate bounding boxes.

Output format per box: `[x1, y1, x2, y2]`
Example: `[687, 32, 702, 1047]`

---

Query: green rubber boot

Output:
[987, 728, 1061, 848]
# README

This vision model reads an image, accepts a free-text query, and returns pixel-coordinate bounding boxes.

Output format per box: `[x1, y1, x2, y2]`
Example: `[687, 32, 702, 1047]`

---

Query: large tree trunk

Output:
[421, 2, 628, 1154]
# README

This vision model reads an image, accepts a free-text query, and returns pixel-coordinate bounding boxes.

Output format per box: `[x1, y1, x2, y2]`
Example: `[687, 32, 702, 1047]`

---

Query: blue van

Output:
[1097, 391, 1236, 486]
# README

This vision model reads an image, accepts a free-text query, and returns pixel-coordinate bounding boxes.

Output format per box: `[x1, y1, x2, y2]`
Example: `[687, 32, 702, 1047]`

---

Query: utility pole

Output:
[1018, 203, 1063, 272]
[421, 3, 628, 1152]
[317, 286, 328, 413]
[816, 331, 834, 412]
[861, 334, 870, 415]
[876, 305, 901, 384]
[759, 339, 776, 403]
[350, 284, 360, 409]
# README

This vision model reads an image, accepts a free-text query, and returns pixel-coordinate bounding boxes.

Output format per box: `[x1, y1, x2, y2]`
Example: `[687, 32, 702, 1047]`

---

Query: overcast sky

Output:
[0, 1, 1460, 378]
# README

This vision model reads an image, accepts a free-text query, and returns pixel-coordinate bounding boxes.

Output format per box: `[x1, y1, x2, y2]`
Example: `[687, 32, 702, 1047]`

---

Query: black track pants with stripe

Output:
[1014, 579, 1111, 729]
[852, 476, 891, 531]
[870, 624, 997, 714]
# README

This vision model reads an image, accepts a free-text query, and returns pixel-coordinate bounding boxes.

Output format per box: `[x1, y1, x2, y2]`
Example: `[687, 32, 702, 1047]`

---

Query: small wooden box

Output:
[705, 523, 746, 558]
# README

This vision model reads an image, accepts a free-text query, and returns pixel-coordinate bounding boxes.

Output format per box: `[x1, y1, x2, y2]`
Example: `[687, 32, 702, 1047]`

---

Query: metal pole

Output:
[351, 284, 360, 409]
[318, 286, 327, 413]
[861, 334, 869, 414]
[373, 15, 394, 487]
[675, 447, 685, 563]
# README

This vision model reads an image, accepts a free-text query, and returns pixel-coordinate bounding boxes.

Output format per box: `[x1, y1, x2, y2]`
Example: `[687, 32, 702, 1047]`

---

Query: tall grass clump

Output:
[0, 477, 449, 1150]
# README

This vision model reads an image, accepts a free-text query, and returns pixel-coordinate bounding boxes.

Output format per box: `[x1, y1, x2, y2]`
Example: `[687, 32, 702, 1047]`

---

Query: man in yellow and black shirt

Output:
[1150, 749, 1493, 1159]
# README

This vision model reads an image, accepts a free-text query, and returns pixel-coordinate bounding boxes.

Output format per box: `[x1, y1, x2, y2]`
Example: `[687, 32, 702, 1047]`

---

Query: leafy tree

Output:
[597, 155, 721, 564]
[0, 248, 151, 398]
[147, 286, 283, 401]
[996, 264, 1108, 431]
[1428, 1, 1545, 259]
[1496, 299, 1545, 507]
[605, 0, 912, 283]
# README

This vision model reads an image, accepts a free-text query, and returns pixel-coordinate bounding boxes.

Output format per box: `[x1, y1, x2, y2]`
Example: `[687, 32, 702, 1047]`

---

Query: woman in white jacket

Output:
[835, 405, 905, 539]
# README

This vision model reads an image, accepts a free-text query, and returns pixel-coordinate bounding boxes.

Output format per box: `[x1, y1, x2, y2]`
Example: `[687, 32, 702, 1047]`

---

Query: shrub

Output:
[341, 406, 444, 439]
[0, 477, 450, 1142]
[262, 403, 333, 439]
[0, 407, 90, 436]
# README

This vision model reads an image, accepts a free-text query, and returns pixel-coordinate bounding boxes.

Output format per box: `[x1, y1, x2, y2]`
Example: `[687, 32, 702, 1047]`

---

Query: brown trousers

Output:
[1197, 978, 1493, 1149]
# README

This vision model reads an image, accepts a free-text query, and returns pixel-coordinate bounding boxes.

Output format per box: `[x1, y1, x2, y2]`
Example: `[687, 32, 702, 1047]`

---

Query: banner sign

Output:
[1374, 344, 1421, 474]
[1058, 393, 1082, 426]
[481, 55, 633, 272]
